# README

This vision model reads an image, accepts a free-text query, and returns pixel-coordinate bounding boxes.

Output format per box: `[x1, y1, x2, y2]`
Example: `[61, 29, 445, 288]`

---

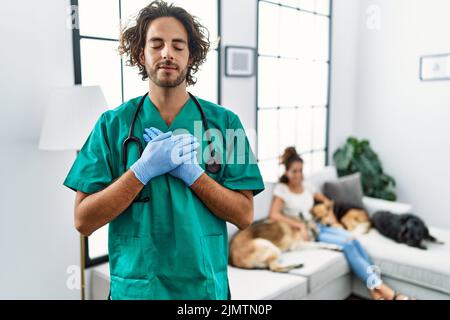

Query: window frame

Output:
[255, 0, 333, 180]
[71, 0, 222, 268]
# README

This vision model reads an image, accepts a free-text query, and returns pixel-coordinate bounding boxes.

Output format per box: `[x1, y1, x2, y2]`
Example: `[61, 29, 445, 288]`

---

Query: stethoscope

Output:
[123, 92, 221, 202]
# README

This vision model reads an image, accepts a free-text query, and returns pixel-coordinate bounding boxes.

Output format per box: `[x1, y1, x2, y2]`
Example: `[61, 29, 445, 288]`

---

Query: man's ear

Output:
[139, 51, 145, 65]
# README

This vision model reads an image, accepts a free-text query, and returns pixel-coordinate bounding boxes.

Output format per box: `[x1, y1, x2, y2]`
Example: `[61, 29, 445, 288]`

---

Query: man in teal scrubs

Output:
[63, 1, 264, 300]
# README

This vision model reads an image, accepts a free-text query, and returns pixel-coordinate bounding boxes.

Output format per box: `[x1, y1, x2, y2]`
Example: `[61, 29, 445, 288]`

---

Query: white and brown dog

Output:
[310, 200, 371, 235]
[228, 216, 341, 273]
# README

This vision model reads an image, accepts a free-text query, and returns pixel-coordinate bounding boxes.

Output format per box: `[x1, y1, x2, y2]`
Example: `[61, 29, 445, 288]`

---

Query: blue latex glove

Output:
[130, 131, 198, 185]
[143, 127, 205, 186]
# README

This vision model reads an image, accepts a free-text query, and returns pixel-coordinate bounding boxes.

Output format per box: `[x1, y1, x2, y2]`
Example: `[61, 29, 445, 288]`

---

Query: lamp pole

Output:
[75, 149, 86, 301]
[80, 234, 86, 300]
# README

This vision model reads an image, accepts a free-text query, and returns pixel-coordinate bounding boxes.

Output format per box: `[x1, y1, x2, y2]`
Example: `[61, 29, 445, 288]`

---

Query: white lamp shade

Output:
[39, 85, 108, 151]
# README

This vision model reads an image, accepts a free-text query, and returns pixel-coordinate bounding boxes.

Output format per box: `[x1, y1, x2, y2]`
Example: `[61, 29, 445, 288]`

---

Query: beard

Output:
[147, 62, 188, 88]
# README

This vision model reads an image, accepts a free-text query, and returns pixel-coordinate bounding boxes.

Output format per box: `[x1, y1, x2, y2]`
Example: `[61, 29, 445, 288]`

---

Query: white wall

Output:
[353, 0, 450, 228]
[327, 0, 360, 163]
[220, 0, 258, 150]
[0, 0, 80, 299]
[330, 0, 450, 228]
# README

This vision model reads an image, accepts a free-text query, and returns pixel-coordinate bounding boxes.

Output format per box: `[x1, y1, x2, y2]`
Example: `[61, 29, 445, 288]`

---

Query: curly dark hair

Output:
[118, 0, 210, 86]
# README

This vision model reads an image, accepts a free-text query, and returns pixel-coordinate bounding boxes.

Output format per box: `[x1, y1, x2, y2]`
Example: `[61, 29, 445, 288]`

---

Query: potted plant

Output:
[333, 137, 397, 201]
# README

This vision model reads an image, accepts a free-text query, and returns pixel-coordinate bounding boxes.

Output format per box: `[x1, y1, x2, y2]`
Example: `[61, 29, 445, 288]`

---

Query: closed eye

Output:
[173, 43, 186, 51]
[150, 40, 163, 49]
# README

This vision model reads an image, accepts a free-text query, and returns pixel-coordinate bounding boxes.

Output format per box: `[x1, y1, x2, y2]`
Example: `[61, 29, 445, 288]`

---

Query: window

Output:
[71, 0, 220, 267]
[257, 0, 331, 181]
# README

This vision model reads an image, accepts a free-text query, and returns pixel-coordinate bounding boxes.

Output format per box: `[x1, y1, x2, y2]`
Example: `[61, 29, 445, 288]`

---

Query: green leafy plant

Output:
[332, 137, 397, 201]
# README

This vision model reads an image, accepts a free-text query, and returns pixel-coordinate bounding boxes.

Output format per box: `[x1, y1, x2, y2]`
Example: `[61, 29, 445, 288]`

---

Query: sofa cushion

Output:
[362, 196, 413, 216]
[357, 226, 450, 294]
[228, 266, 308, 300]
[323, 172, 365, 209]
[279, 249, 350, 292]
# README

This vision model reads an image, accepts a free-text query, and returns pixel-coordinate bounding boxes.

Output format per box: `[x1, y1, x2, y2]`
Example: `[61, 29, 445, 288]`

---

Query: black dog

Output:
[371, 211, 443, 250]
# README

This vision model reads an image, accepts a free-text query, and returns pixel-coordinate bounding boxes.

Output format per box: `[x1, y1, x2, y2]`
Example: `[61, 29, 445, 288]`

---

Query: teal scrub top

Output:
[63, 94, 265, 300]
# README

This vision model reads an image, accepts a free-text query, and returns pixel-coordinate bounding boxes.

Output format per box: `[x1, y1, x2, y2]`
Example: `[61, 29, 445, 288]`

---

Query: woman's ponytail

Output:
[279, 146, 303, 184]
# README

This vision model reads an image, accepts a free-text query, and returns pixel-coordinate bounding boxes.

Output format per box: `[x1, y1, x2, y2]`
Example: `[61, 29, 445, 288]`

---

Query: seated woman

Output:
[268, 146, 414, 300]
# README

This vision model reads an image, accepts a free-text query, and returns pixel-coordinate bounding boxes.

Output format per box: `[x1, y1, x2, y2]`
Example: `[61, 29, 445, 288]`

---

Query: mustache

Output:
[157, 62, 178, 69]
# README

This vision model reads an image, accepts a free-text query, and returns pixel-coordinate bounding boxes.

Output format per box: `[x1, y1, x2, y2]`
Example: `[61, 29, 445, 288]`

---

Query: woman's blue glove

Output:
[130, 130, 199, 185]
[143, 127, 205, 186]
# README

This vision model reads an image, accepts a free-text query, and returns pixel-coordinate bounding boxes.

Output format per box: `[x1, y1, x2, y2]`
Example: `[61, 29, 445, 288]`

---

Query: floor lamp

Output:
[39, 85, 107, 300]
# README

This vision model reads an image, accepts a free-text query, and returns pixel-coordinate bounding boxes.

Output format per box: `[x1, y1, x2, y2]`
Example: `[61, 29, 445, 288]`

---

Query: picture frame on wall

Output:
[420, 53, 450, 81]
[225, 46, 256, 77]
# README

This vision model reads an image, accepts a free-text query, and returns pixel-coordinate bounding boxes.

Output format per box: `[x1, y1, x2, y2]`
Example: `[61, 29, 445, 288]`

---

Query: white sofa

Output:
[227, 166, 450, 300]
[89, 166, 450, 300]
